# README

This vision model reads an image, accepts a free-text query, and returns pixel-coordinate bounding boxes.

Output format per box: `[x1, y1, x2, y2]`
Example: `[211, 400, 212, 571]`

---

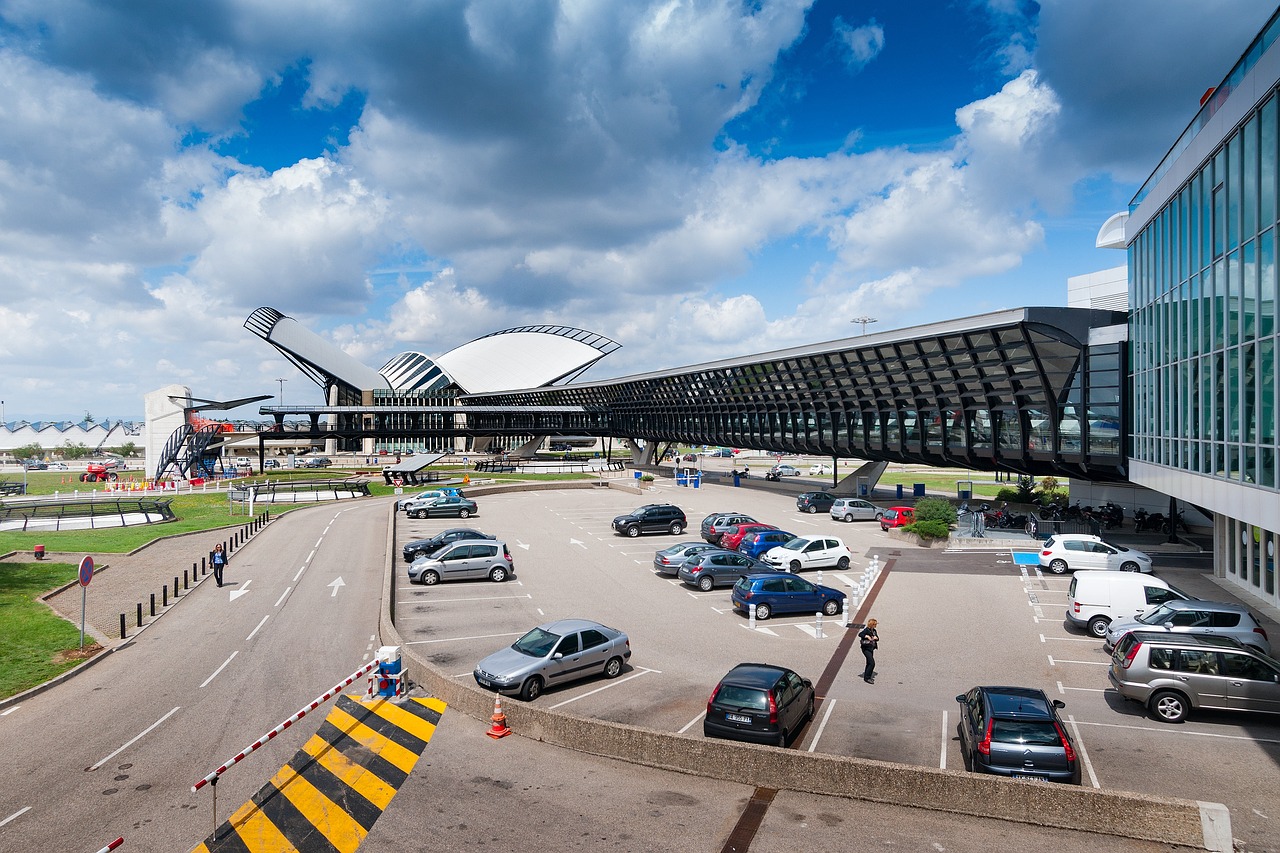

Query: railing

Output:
[234, 479, 371, 502]
[0, 497, 175, 530]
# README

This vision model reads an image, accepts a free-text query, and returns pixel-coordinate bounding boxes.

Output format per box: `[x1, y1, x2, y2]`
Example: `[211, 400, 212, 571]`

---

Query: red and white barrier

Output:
[94, 838, 123, 853]
[192, 660, 378, 792]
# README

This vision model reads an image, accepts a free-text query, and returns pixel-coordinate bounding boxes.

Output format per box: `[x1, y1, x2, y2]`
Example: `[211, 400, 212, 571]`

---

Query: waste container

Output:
[895, 484, 904, 499]
[33, 544, 45, 560]
[676, 472, 688, 486]
[376, 646, 402, 697]
[692, 473, 701, 489]
[733, 472, 741, 488]
[958, 489, 971, 502]
[634, 470, 642, 480]
[913, 483, 926, 497]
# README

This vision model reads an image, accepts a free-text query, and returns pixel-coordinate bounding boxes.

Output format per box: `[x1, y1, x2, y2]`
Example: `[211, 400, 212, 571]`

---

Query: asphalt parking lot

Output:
[392, 479, 1280, 850]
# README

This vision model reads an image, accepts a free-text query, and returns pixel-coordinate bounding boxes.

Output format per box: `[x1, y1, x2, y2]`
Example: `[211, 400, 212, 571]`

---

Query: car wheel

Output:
[1120, 561, 1140, 572]
[520, 676, 543, 702]
[670, 522, 684, 535]
[1087, 615, 1110, 638]
[836, 556, 849, 570]
[627, 526, 640, 538]
[775, 727, 789, 748]
[789, 560, 802, 573]
[807, 505, 818, 514]
[1049, 559, 1068, 574]
[410, 510, 422, 519]
[422, 570, 440, 586]
[459, 508, 471, 518]
[604, 656, 623, 679]
[754, 603, 771, 620]
[698, 575, 714, 592]
[880, 523, 888, 531]
[1149, 689, 1189, 723]
[805, 695, 815, 723]
[822, 599, 840, 616]
[843, 514, 854, 523]
[489, 566, 508, 583]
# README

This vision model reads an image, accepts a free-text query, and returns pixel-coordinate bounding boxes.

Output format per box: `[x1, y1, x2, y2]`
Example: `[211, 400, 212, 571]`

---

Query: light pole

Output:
[276, 378, 287, 407]
[851, 316, 878, 336]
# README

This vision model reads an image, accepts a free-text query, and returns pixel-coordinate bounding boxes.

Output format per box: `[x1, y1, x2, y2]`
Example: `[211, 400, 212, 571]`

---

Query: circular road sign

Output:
[78, 555, 95, 588]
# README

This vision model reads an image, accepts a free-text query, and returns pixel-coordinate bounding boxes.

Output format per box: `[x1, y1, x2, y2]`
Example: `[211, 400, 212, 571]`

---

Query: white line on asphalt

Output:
[792, 518, 817, 526]
[678, 711, 706, 734]
[88, 706, 181, 771]
[0, 706, 18, 716]
[404, 631, 526, 646]
[549, 668, 658, 709]
[1071, 718, 1280, 744]
[200, 652, 239, 688]
[939, 710, 949, 768]
[274, 587, 291, 607]
[315, 538, 322, 549]
[398, 594, 534, 608]
[1041, 634, 1097, 643]
[1050, 658, 1110, 667]
[1060, 686, 1109, 693]
[0, 807, 31, 828]
[741, 626, 779, 636]
[293, 564, 308, 582]
[245, 615, 270, 642]
[1066, 714, 1100, 788]
[807, 698, 837, 753]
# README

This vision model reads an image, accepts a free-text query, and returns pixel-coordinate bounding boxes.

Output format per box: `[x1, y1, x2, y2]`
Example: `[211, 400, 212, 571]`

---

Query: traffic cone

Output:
[486, 694, 511, 739]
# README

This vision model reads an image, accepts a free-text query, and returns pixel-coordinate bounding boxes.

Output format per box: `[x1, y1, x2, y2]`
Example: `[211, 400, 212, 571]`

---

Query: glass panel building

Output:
[1129, 9, 1280, 607]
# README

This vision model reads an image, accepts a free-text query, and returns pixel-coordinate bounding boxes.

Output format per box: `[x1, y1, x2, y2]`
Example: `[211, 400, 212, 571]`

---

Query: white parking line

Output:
[0, 806, 31, 828]
[0, 706, 18, 716]
[939, 710, 948, 769]
[548, 668, 659, 709]
[1040, 634, 1097, 643]
[807, 698, 837, 753]
[1071, 718, 1280, 745]
[741, 626, 779, 636]
[404, 631, 525, 646]
[88, 706, 181, 771]
[678, 711, 706, 734]
[1066, 714, 1100, 788]
[398, 594, 533, 608]
[1047, 655, 1110, 667]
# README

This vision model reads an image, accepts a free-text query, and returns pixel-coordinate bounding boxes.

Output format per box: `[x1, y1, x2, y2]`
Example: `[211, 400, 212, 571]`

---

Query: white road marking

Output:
[1066, 714, 1100, 788]
[1041, 634, 1097, 643]
[742, 626, 779, 636]
[537, 608, 545, 616]
[274, 587, 291, 607]
[939, 710, 949, 768]
[245, 615, 270, 642]
[88, 706, 181, 771]
[398, 594, 534, 608]
[315, 539, 323, 549]
[569, 538, 587, 549]
[1071, 718, 1280, 744]
[807, 698, 837, 753]
[0, 706, 18, 716]
[404, 631, 525, 646]
[514, 540, 530, 550]
[1060, 685, 1109, 693]
[200, 652, 239, 688]
[0, 807, 31, 828]
[328, 577, 346, 597]
[1049, 657, 1109, 667]
[229, 579, 252, 602]
[678, 711, 706, 734]
[549, 667, 658, 709]
[833, 573, 858, 587]
[293, 564, 308, 582]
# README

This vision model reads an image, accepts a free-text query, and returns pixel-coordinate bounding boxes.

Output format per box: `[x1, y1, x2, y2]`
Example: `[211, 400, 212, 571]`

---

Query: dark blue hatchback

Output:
[730, 572, 846, 620]
[737, 529, 796, 560]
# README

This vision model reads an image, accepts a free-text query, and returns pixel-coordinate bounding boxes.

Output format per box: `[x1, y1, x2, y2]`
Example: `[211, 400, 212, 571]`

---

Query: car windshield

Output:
[777, 539, 807, 553]
[512, 627, 560, 658]
[1138, 604, 1180, 624]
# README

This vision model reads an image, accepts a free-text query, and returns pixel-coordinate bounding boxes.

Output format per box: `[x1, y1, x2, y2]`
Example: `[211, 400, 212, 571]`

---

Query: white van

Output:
[1066, 571, 1188, 638]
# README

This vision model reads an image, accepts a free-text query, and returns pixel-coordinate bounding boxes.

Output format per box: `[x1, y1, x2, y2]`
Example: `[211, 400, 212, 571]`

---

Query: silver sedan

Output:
[652, 541, 718, 576]
[473, 619, 631, 701]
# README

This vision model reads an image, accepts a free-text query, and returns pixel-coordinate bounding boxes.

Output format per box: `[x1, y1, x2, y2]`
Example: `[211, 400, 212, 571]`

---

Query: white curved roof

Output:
[435, 328, 615, 393]
[244, 307, 388, 392]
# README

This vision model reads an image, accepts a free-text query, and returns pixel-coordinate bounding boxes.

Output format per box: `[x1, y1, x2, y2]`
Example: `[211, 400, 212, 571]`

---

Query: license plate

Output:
[725, 713, 752, 723]
[476, 677, 491, 687]
[1011, 773, 1046, 782]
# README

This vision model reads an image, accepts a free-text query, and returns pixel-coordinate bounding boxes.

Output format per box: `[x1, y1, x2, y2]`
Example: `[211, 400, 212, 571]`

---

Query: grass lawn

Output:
[0, 561, 92, 698]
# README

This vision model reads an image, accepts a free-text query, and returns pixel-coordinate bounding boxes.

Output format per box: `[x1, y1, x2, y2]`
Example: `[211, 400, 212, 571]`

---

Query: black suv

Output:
[612, 504, 686, 537]
[402, 527, 495, 563]
[795, 492, 836, 514]
[703, 663, 815, 746]
[954, 686, 1080, 784]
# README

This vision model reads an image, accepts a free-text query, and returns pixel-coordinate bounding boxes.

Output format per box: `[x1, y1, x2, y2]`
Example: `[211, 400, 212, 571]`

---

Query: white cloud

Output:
[832, 18, 885, 72]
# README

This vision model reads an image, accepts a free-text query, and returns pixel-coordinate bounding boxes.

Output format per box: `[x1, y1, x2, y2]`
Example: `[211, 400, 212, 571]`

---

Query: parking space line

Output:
[678, 711, 705, 734]
[806, 698, 837, 753]
[1066, 714, 1100, 788]
[403, 631, 525, 646]
[1047, 655, 1109, 667]
[0, 806, 31, 829]
[397, 594, 533, 609]
[1071, 718, 1280, 744]
[939, 711, 948, 769]
[1041, 634, 1097, 643]
[741, 626, 779, 636]
[548, 668, 659, 709]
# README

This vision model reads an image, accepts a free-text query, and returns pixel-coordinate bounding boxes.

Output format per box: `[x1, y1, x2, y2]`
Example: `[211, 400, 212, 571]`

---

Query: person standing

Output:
[858, 618, 879, 683]
[211, 544, 226, 588]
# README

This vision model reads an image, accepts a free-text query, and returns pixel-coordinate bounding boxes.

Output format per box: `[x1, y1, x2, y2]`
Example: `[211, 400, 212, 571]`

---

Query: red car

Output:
[721, 522, 778, 551]
[879, 506, 916, 531]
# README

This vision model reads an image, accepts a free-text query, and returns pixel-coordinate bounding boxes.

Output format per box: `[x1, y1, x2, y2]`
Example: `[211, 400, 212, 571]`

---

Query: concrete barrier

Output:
[376, 492, 1230, 851]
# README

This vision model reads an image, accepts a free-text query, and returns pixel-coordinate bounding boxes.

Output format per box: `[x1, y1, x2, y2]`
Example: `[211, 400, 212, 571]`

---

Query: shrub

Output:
[912, 496, 957, 526]
[639, 473, 654, 482]
[995, 486, 1022, 503]
[906, 519, 951, 540]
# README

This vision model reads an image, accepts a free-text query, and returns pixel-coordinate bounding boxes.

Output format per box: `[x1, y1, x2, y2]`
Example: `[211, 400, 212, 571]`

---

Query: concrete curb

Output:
[376, 487, 1229, 851]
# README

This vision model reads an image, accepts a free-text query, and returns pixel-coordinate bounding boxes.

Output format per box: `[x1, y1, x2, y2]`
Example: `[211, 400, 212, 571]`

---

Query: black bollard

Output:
[137, 602, 143, 627]
[162, 586, 168, 607]
[120, 614, 127, 640]
[173, 577, 179, 598]
[150, 593, 156, 616]
[184, 569, 189, 590]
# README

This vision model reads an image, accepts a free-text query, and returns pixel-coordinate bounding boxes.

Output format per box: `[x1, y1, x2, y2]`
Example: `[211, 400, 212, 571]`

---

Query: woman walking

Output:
[858, 618, 879, 684]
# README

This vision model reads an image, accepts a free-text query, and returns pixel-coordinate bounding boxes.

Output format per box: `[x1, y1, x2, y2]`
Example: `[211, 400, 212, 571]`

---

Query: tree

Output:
[118, 442, 138, 458]
[83, 411, 95, 425]
[13, 443, 43, 461]
[60, 441, 91, 460]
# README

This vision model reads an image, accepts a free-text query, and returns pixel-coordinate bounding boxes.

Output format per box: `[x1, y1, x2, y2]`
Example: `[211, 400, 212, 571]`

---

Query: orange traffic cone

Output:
[486, 694, 511, 739]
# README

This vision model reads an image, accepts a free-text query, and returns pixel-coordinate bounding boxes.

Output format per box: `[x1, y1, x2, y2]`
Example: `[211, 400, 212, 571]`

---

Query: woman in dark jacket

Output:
[858, 618, 879, 683]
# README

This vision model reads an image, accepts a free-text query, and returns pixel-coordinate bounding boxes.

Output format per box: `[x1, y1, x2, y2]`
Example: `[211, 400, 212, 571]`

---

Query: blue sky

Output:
[0, 0, 1275, 422]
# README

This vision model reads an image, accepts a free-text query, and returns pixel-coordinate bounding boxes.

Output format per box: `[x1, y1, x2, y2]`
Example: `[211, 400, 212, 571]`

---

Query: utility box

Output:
[376, 645, 402, 697]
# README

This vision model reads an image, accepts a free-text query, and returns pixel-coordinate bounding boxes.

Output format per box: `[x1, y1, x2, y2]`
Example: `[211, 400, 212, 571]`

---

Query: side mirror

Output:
[1052, 699, 1066, 710]
[552, 652, 563, 660]
[954, 694, 966, 703]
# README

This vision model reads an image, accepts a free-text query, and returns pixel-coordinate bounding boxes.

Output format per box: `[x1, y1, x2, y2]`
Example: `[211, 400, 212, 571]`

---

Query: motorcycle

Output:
[1101, 502, 1125, 530]
[1163, 509, 1189, 535]
[764, 470, 780, 482]
[1134, 508, 1166, 533]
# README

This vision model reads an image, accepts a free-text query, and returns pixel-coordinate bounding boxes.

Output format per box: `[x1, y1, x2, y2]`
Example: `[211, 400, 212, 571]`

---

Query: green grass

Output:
[0, 561, 86, 697]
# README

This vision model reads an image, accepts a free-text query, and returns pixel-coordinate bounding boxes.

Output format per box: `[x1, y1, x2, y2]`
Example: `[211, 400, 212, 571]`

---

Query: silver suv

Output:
[1103, 599, 1271, 655]
[1109, 631, 1280, 723]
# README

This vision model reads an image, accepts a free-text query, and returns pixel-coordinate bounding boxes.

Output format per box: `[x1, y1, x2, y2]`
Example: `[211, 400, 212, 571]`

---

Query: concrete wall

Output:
[376, 489, 1229, 851]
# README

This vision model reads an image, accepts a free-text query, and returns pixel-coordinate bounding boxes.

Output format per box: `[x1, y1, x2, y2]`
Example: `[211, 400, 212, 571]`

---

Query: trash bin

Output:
[692, 473, 701, 489]
[634, 470, 642, 480]
[958, 489, 971, 502]
[33, 544, 45, 560]
[895, 484, 904, 499]
[733, 472, 741, 488]
[676, 472, 688, 486]
[913, 483, 925, 497]
[376, 646, 402, 697]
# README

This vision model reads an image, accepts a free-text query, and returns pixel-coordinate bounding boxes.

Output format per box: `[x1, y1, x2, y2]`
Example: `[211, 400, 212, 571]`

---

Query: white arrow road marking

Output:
[229, 579, 252, 601]
[514, 540, 530, 550]
[328, 577, 346, 597]
[569, 538, 587, 549]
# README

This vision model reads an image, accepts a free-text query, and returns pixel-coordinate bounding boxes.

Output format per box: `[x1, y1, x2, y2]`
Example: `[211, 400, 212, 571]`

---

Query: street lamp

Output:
[851, 316, 878, 336]
[276, 378, 287, 407]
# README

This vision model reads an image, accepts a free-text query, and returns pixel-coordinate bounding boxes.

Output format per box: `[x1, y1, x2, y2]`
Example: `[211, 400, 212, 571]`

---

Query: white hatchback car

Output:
[1039, 534, 1153, 574]
[808, 463, 832, 475]
[762, 536, 852, 573]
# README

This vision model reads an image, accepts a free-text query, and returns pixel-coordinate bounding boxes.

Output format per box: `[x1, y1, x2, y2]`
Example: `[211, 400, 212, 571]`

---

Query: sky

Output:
[0, 0, 1276, 423]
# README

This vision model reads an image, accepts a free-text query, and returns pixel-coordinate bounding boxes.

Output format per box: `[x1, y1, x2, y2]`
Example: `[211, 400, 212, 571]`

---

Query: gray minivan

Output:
[407, 540, 515, 585]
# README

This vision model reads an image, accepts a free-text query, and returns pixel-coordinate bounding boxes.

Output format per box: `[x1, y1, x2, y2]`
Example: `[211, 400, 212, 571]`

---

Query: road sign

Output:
[78, 555, 94, 587]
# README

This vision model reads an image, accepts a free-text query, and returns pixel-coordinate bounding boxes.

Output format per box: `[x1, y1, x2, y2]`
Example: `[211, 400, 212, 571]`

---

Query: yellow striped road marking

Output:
[326, 706, 418, 774]
[301, 734, 398, 810]
[272, 762, 367, 852]
[224, 798, 303, 851]
[360, 696, 442, 744]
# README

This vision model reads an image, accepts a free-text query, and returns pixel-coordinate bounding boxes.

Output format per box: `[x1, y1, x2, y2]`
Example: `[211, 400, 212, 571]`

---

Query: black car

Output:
[612, 504, 686, 537]
[954, 686, 1081, 784]
[402, 528, 495, 563]
[678, 550, 768, 591]
[795, 492, 837, 514]
[21, 460, 48, 470]
[704, 663, 815, 746]
[300, 456, 332, 468]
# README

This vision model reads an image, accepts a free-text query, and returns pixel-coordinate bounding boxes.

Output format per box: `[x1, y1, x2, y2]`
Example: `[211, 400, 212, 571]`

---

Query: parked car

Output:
[1103, 599, 1271, 655]
[719, 522, 777, 552]
[299, 456, 332, 468]
[830, 497, 881, 523]
[760, 536, 851, 573]
[808, 463, 832, 476]
[795, 492, 837, 514]
[398, 487, 465, 511]
[771, 464, 802, 477]
[879, 506, 916, 530]
[731, 573, 847, 620]
[737, 529, 797, 560]
[263, 459, 280, 469]
[402, 528, 495, 563]
[1066, 571, 1188, 638]
[612, 504, 687, 537]
[406, 495, 479, 519]
[1109, 631, 1280, 723]
[48, 461, 68, 470]
[1039, 533, 1153, 574]
[678, 549, 768, 591]
[21, 459, 48, 470]
[703, 663, 815, 746]
[708, 449, 735, 457]
[473, 618, 631, 701]
[954, 686, 1080, 784]
[652, 542, 719, 576]
[407, 539, 513, 585]
[700, 512, 757, 544]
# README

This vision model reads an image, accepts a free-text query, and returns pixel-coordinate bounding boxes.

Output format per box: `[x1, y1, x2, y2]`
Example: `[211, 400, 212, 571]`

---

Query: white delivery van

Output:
[1066, 570, 1188, 638]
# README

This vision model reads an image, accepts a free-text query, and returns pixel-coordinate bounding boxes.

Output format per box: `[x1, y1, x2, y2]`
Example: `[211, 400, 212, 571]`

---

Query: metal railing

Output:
[0, 497, 175, 530]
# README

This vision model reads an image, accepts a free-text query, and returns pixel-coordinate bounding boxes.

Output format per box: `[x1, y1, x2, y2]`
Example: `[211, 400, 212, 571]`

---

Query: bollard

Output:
[193, 561, 198, 580]
[841, 597, 851, 628]
[871, 555, 880, 574]
[201, 555, 207, 574]
[173, 577, 179, 598]
[184, 569, 189, 590]
[162, 586, 168, 607]
[150, 593, 156, 616]
[816, 568, 823, 586]
[749, 602, 756, 629]
[815, 611, 824, 639]
[136, 602, 143, 627]
[120, 613, 127, 640]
